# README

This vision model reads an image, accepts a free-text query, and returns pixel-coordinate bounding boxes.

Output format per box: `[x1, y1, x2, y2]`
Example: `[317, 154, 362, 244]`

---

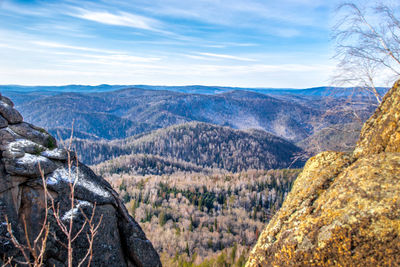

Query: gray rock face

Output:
[0, 96, 161, 267]
[0, 96, 14, 107]
[4, 154, 58, 177]
[0, 116, 8, 129]
[40, 148, 69, 160]
[9, 122, 57, 148]
[0, 102, 23, 124]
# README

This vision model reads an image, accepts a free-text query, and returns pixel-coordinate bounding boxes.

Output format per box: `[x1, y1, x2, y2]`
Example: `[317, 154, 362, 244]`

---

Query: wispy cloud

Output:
[136, 0, 330, 30]
[72, 9, 165, 33]
[0, 0, 340, 87]
[197, 52, 257, 62]
[31, 41, 119, 54]
[67, 54, 162, 65]
[185, 54, 216, 61]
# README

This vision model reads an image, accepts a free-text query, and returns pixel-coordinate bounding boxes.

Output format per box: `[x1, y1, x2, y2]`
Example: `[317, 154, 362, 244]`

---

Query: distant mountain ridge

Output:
[1, 84, 383, 159]
[5, 88, 321, 142]
[0, 84, 388, 97]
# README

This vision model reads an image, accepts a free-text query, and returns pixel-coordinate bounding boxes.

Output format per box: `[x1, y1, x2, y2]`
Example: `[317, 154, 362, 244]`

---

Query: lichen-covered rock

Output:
[246, 80, 400, 266]
[0, 98, 161, 266]
[353, 80, 400, 157]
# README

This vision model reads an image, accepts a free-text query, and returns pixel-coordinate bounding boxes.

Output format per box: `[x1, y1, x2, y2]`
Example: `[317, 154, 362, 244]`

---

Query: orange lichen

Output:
[246, 81, 400, 267]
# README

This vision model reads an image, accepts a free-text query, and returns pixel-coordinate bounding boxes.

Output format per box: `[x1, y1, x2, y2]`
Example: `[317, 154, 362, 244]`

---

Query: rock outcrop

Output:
[0, 94, 161, 266]
[246, 80, 400, 266]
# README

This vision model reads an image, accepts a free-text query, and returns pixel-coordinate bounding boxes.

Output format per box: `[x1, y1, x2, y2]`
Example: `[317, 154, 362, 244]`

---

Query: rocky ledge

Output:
[246, 80, 400, 266]
[0, 93, 161, 266]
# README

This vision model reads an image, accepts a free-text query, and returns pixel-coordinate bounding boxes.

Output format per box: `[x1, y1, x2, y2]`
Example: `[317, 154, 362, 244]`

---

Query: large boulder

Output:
[0, 95, 161, 266]
[246, 80, 400, 266]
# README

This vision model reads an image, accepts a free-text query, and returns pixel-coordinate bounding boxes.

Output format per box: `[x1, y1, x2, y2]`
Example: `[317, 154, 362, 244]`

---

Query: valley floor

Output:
[99, 169, 300, 266]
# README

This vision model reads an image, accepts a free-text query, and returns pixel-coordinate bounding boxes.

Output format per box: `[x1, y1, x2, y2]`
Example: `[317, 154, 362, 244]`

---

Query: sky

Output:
[0, 0, 345, 88]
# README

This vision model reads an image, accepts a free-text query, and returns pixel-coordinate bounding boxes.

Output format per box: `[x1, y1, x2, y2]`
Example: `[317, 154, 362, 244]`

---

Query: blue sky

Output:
[0, 0, 344, 88]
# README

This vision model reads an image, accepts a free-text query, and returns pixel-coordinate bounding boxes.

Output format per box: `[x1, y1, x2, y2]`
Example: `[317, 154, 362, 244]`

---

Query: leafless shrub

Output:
[3, 126, 102, 267]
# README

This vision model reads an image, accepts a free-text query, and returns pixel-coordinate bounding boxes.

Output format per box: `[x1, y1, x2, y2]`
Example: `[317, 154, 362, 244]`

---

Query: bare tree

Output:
[298, 1, 400, 156]
[3, 126, 102, 267]
[332, 1, 400, 104]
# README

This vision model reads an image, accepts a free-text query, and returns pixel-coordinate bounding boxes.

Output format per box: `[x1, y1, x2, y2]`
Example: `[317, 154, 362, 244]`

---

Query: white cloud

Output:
[31, 41, 119, 54]
[185, 54, 216, 61]
[135, 0, 335, 29]
[66, 53, 162, 65]
[197, 52, 257, 62]
[0, 0, 340, 87]
[72, 9, 164, 32]
[0, 59, 335, 88]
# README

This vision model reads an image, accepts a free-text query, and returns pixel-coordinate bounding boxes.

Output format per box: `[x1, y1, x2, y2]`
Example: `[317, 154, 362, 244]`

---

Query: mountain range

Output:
[1, 84, 388, 97]
[1, 84, 383, 169]
[3, 85, 381, 141]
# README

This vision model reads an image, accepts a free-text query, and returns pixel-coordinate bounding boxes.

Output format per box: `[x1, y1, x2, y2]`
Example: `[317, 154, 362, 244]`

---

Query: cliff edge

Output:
[0, 94, 161, 266]
[246, 80, 400, 266]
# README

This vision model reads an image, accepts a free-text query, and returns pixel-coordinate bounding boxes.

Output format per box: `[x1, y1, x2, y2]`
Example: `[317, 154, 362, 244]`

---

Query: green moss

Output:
[47, 138, 57, 150]
[33, 145, 46, 155]
[37, 127, 48, 134]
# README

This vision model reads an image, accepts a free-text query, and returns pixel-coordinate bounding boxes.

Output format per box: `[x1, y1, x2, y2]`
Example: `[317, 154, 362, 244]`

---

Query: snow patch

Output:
[48, 167, 111, 198]
[8, 139, 37, 149]
[62, 200, 93, 221]
[16, 153, 46, 165]
[41, 148, 67, 159]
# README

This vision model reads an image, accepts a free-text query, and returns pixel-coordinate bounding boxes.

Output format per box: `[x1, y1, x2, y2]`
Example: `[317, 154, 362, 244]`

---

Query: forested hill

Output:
[72, 122, 304, 171]
[93, 153, 220, 176]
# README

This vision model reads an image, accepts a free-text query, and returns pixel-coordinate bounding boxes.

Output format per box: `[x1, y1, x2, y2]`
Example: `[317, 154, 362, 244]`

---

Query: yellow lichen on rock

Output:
[354, 80, 400, 157]
[246, 80, 400, 267]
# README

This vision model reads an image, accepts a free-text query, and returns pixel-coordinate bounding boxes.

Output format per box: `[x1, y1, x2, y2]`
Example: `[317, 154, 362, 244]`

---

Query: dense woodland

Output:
[100, 168, 301, 266]
[73, 122, 305, 170]
[93, 153, 219, 175]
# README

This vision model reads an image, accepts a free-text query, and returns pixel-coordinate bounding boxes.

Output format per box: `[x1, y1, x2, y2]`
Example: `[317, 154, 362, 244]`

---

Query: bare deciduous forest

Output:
[96, 168, 300, 266]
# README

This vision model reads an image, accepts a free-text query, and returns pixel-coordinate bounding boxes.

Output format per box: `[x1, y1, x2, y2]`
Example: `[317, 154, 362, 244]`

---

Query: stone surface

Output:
[4, 154, 58, 177]
[9, 123, 57, 149]
[2, 139, 46, 159]
[0, 128, 18, 146]
[0, 100, 161, 266]
[0, 116, 7, 129]
[0, 97, 14, 108]
[246, 80, 400, 266]
[0, 102, 23, 124]
[354, 79, 400, 157]
[40, 148, 69, 161]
